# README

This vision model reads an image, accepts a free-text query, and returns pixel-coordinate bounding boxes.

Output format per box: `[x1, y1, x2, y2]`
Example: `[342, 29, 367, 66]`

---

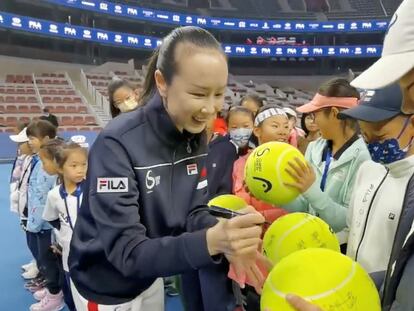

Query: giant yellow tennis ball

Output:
[208, 194, 247, 211]
[261, 248, 381, 311]
[263, 213, 340, 265]
[244, 142, 306, 205]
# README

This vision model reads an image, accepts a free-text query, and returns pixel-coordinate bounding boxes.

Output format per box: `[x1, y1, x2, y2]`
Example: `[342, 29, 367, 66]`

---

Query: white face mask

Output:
[229, 128, 253, 148]
[118, 98, 138, 113]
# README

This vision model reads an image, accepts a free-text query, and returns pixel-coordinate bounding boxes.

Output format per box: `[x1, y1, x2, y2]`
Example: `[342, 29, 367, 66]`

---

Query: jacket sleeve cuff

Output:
[302, 182, 325, 211]
[183, 229, 222, 269]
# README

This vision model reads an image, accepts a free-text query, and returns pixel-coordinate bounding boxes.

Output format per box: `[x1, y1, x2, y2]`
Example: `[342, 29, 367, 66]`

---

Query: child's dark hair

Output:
[301, 113, 311, 136]
[39, 138, 66, 160]
[225, 106, 255, 124]
[318, 78, 360, 133]
[26, 120, 57, 139]
[108, 79, 135, 118]
[239, 94, 265, 112]
[55, 143, 88, 170]
[140, 26, 226, 104]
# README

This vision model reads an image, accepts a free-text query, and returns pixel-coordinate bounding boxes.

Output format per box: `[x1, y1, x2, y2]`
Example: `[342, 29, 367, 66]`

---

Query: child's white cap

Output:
[9, 128, 29, 143]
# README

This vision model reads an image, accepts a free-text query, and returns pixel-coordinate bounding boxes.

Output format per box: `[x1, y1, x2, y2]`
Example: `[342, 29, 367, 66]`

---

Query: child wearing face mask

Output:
[206, 106, 254, 198]
[108, 79, 140, 118]
[233, 105, 290, 226]
[339, 84, 414, 276]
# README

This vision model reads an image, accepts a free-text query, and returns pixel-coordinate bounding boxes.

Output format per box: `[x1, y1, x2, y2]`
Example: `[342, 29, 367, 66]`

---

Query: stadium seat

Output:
[78, 106, 87, 114]
[73, 116, 85, 126]
[6, 117, 18, 127]
[19, 105, 29, 113]
[84, 116, 97, 125]
[61, 116, 73, 126]
[29, 106, 42, 113]
[5, 105, 18, 113]
[5, 96, 16, 103]
[65, 106, 78, 114]
[27, 97, 38, 103]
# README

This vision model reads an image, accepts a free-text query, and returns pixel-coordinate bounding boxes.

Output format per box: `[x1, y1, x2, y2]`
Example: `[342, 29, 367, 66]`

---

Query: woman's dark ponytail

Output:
[139, 47, 160, 105]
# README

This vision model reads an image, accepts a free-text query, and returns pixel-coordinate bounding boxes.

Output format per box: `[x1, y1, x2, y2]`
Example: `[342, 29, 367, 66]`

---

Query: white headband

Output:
[254, 108, 287, 126]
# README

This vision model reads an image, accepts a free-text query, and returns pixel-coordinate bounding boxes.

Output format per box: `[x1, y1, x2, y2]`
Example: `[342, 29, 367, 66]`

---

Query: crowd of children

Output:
[7, 3, 414, 308]
[9, 119, 88, 311]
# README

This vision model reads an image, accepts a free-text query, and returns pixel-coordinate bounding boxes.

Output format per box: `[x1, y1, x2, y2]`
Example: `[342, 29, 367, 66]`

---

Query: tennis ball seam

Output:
[267, 261, 357, 301]
[273, 215, 314, 259]
[276, 147, 303, 189]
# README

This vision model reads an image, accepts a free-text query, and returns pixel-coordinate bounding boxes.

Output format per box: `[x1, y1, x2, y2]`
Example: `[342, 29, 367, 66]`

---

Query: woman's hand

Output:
[284, 157, 316, 193]
[264, 295, 323, 311]
[206, 206, 265, 291]
[206, 206, 264, 257]
[286, 295, 323, 311]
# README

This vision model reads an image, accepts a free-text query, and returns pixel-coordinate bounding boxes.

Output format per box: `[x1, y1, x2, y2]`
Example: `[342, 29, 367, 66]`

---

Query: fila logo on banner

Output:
[187, 164, 198, 176]
[97, 178, 128, 193]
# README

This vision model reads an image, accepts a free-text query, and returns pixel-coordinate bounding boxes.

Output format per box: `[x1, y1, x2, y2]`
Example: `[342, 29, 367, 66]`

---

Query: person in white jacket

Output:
[338, 83, 414, 274]
[9, 127, 38, 279]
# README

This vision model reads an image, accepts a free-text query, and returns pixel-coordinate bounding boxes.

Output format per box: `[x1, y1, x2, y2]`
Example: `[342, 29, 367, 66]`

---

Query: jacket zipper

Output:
[355, 169, 389, 260]
[171, 148, 177, 207]
[381, 173, 414, 306]
[186, 139, 192, 154]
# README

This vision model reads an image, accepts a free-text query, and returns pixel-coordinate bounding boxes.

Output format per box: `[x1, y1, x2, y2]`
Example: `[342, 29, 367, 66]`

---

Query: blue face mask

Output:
[367, 117, 414, 164]
[229, 128, 253, 148]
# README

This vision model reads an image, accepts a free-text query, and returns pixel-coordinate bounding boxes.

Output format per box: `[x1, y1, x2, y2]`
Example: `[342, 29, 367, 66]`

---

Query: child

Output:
[10, 122, 30, 193]
[233, 104, 289, 225]
[41, 142, 88, 311]
[340, 84, 414, 275]
[108, 79, 140, 118]
[282, 83, 414, 311]
[283, 107, 306, 148]
[203, 106, 256, 310]
[26, 120, 64, 311]
[282, 78, 370, 247]
[9, 126, 38, 279]
[297, 113, 321, 155]
[240, 94, 264, 149]
[231, 104, 290, 311]
[240, 94, 264, 116]
[207, 106, 254, 197]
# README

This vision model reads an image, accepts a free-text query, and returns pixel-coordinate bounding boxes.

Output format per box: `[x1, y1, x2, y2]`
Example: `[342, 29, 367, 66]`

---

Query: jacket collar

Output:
[386, 155, 414, 178]
[310, 137, 367, 171]
[59, 181, 84, 199]
[144, 93, 204, 149]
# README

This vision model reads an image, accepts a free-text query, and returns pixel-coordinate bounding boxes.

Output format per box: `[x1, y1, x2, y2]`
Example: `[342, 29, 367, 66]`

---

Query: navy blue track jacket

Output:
[206, 135, 238, 199]
[69, 94, 218, 305]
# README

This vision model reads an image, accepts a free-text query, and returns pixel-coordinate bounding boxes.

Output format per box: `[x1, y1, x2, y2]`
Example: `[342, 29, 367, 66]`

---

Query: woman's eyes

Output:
[189, 92, 224, 98]
[189, 92, 206, 97]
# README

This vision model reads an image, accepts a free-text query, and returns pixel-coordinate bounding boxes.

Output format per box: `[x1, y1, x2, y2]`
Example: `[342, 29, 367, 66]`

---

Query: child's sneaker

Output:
[22, 264, 39, 279]
[30, 291, 64, 311]
[33, 288, 48, 301]
[21, 261, 36, 272]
